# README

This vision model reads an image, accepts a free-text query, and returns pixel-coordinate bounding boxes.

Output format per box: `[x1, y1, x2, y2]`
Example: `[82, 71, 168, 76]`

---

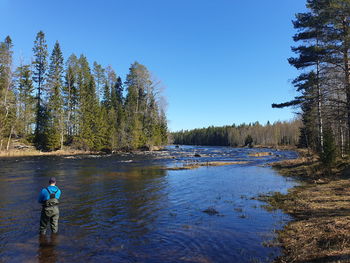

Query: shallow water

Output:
[0, 146, 298, 263]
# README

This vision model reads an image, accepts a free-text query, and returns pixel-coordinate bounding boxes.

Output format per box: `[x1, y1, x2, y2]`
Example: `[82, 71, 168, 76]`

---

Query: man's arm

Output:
[56, 188, 61, 199]
[38, 189, 44, 203]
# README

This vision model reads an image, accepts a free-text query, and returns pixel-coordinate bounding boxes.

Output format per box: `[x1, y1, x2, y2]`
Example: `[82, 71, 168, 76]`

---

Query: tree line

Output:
[172, 120, 301, 147]
[272, 0, 350, 163]
[0, 31, 168, 152]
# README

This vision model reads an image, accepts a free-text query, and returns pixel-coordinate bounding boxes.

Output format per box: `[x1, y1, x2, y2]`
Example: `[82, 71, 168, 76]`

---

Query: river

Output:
[0, 146, 298, 263]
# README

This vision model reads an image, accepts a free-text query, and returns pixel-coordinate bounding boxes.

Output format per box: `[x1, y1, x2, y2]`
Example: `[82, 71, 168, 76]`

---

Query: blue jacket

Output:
[38, 185, 61, 204]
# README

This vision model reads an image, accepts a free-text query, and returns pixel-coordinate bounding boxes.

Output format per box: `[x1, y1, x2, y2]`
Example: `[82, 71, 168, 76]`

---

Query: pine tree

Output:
[272, 3, 329, 153]
[32, 31, 48, 149]
[322, 0, 350, 149]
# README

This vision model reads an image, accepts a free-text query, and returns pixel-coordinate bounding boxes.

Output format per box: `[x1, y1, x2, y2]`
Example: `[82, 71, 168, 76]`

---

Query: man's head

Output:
[49, 177, 56, 185]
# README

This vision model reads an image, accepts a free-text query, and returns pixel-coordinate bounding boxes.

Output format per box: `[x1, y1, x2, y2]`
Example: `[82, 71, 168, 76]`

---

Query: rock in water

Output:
[202, 207, 219, 215]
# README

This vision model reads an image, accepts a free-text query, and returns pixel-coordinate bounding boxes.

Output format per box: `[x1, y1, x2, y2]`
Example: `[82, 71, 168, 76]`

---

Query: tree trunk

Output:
[340, 123, 345, 158]
[6, 125, 14, 151]
[342, 20, 350, 150]
[316, 37, 324, 152]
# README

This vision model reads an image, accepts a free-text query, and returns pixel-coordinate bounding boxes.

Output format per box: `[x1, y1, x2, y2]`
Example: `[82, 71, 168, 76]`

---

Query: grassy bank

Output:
[0, 149, 102, 158]
[265, 151, 350, 263]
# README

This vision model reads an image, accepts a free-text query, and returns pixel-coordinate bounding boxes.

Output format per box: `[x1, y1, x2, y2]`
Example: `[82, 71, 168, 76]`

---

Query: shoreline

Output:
[0, 149, 105, 158]
[266, 151, 350, 263]
[0, 145, 295, 159]
[1, 145, 332, 261]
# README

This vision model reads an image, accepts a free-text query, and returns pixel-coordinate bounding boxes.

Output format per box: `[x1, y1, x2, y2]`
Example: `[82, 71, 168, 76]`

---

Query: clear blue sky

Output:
[1, 0, 307, 131]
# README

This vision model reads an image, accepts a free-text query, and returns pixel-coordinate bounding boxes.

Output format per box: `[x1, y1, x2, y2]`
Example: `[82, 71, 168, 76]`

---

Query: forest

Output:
[273, 0, 350, 161]
[0, 31, 168, 152]
[172, 120, 301, 147]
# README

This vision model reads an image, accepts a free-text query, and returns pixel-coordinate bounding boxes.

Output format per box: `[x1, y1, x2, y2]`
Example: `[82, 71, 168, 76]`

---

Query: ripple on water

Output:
[0, 146, 298, 262]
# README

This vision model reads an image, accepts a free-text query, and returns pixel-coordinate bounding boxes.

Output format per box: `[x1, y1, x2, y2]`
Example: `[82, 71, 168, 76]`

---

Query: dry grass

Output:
[166, 161, 248, 171]
[249, 152, 273, 157]
[0, 149, 99, 158]
[266, 153, 350, 263]
[252, 145, 298, 150]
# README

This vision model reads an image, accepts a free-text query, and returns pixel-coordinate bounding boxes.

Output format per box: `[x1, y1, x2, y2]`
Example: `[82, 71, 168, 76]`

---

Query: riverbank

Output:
[0, 144, 167, 158]
[0, 149, 103, 158]
[266, 151, 350, 262]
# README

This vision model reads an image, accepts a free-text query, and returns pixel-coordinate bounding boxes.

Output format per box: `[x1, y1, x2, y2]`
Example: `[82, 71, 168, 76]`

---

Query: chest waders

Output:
[40, 188, 60, 235]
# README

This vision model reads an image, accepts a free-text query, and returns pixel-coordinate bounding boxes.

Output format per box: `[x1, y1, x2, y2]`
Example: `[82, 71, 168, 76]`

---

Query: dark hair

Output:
[49, 177, 56, 184]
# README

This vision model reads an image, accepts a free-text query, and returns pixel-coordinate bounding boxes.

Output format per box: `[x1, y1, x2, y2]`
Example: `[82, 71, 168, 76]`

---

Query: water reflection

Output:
[120, 168, 167, 245]
[38, 234, 58, 263]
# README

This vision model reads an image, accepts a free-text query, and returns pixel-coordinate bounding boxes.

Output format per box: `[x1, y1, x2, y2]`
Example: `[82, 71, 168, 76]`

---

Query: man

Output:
[38, 177, 61, 235]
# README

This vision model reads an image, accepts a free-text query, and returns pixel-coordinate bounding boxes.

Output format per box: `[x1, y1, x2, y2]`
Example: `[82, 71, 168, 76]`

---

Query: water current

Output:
[0, 146, 298, 263]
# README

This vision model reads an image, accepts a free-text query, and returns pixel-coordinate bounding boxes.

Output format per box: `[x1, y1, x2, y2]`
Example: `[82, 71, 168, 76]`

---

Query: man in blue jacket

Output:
[38, 177, 61, 235]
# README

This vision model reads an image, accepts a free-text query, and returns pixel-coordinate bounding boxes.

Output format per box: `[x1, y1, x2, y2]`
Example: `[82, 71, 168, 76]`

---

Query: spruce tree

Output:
[113, 76, 125, 149]
[124, 62, 168, 149]
[64, 54, 79, 141]
[32, 31, 48, 149]
[16, 64, 35, 138]
[0, 36, 16, 150]
[92, 61, 105, 101]
[0, 31, 169, 152]
[244, 135, 253, 147]
[124, 62, 148, 149]
[320, 126, 337, 170]
[46, 41, 64, 150]
[159, 109, 168, 145]
[77, 55, 102, 150]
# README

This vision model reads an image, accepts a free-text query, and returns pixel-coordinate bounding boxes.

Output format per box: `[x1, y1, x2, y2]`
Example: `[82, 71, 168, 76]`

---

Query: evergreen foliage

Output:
[273, 0, 350, 159]
[46, 41, 64, 150]
[32, 31, 48, 149]
[16, 64, 35, 137]
[0, 31, 168, 152]
[320, 126, 337, 168]
[172, 120, 301, 147]
[244, 135, 253, 147]
[0, 36, 16, 150]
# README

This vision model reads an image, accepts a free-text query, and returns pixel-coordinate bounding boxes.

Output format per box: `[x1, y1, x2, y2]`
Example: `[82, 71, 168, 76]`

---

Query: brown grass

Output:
[0, 149, 99, 158]
[266, 153, 350, 262]
[253, 145, 298, 150]
[249, 152, 273, 157]
[166, 161, 248, 171]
